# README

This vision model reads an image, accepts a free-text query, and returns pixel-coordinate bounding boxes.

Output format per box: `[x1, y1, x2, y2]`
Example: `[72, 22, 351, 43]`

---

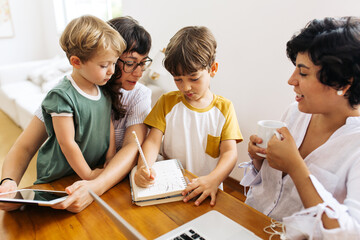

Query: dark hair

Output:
[101, 16, 152, 120]
[286, 17, 360, 108]
[164, 26, 216, 76]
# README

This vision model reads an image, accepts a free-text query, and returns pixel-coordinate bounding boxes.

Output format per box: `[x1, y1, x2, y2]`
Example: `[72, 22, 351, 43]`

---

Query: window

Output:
[53, 0, 122, 33]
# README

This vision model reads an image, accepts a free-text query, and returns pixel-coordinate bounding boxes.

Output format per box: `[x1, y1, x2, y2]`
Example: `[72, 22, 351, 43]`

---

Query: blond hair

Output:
[164, 26, 217, 76]
[60, 15, 126, 62]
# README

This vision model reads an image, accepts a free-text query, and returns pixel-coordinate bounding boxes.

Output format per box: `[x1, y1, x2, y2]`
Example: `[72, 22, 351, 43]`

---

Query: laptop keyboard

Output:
[173, 229, 205, 240]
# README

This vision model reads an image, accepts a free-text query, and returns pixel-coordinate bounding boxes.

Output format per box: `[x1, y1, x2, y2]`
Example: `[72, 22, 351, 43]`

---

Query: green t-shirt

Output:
[35, 76, 111, 184]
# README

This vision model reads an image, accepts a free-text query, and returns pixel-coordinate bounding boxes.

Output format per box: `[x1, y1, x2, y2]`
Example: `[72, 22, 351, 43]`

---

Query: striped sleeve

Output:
[125, 84, 152, 128]
[34, 105, 44, 122]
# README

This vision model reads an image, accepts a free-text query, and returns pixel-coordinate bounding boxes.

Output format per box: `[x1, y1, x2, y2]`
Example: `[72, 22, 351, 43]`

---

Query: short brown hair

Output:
[60, 15, 126, 63]
[164, 26, 217, 76]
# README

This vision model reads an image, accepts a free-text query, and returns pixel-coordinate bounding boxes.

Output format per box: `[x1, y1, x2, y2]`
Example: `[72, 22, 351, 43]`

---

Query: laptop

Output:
[89, 190, 261, 240]
[89, 190, 146, 240]
[155, 210, 261, 240]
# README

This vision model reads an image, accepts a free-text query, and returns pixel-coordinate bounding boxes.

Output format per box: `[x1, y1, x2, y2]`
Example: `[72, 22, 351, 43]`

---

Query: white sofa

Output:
[0, 57, 72, 129]
[0, 51, 173, 129]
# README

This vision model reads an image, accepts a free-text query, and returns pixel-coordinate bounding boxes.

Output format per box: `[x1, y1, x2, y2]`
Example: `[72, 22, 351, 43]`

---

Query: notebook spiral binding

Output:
[175, 160, 187, 187]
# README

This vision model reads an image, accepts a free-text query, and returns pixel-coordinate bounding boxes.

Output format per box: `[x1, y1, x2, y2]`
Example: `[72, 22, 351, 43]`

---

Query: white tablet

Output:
[0, 189, 68, 206]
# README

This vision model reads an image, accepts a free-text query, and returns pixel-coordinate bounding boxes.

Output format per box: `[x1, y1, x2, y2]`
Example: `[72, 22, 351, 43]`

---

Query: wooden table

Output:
[0, 172, 276, 240]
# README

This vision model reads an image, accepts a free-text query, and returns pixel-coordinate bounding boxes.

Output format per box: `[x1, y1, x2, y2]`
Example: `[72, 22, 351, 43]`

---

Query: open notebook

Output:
[129, 159, 187, 206]
[89, 190, 262, 240]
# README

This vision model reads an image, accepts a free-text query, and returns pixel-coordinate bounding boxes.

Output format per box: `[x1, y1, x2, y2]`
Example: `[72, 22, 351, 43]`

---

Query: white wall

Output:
[0, 0, 62, 66]
[122, 0, 360, 180]
[1, 0, 360, 181]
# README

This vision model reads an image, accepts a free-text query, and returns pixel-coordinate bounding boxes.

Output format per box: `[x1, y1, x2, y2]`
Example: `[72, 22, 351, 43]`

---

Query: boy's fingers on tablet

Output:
[53, 186, 92, 213]
[67, 183, 94, 213]
[65, 185, 74, 195]
[66, 198, 90, 213]
[52, 182, 85, 210]
[51, 195, 73, 210]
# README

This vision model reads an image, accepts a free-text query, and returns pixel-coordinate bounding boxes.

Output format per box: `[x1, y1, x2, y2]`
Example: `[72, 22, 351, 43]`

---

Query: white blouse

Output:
[240, 102, 360, 239]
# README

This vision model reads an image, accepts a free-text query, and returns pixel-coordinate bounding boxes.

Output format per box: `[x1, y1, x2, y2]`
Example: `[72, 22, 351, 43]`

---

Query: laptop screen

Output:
[89, 190, 147, 240]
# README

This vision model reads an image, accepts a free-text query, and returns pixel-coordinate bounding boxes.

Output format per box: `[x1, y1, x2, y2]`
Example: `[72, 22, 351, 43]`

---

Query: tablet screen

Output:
[0, 189, 68, 205]
[17, 189, 68, 201]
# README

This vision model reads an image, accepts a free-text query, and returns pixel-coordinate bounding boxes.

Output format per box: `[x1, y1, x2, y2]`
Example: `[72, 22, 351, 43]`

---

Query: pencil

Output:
[132, 131, 150, 171]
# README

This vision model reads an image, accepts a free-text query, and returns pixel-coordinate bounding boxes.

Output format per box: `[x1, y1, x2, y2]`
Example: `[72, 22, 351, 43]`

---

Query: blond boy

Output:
[36, 15, 126, 184]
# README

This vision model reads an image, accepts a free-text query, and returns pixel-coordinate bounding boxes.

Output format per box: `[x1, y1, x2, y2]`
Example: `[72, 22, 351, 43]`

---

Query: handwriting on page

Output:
[137, 161, 186, 198]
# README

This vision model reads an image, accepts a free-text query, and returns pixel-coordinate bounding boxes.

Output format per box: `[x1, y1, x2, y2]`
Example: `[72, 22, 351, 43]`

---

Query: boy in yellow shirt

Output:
[134, 26, 242, 206]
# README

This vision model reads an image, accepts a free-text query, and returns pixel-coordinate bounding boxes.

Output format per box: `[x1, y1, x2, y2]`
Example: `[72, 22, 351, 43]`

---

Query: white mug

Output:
[256, 120, 286, 157]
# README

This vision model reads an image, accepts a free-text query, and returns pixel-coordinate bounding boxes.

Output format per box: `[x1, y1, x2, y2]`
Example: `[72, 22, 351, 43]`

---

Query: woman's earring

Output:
[337, 90, 343, 96]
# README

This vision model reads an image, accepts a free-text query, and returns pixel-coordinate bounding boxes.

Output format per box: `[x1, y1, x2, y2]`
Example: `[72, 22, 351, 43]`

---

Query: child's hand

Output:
[52, 179, 96, 213]
[134, 166, 156, 187]
[182, 175, 219, 206]
[0, 180, 22, 211]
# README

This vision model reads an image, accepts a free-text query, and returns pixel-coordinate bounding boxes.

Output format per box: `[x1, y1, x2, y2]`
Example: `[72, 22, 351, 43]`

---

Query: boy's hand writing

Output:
[182, 175, 219, 206]
[134, 166, 156, 187]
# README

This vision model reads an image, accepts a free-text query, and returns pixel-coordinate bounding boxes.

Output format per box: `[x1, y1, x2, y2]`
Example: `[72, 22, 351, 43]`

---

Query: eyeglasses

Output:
[118, 57, 153, 73]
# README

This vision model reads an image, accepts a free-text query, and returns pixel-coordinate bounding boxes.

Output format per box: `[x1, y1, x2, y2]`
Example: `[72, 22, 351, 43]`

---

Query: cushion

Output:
[27, 56, 71, 87]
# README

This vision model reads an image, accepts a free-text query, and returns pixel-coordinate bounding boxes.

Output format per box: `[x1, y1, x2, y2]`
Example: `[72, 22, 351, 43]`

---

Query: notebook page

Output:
[134, 159, 187, 200]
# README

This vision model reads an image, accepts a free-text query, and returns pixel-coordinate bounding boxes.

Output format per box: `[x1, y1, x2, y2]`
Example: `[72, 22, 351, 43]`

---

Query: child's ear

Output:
[210, 62, 218, 77]
[70, 56, 82, 69]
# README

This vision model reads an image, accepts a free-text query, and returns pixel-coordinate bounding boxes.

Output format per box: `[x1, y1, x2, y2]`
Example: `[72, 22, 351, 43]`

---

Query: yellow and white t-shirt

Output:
[144, 91, 243, 177]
